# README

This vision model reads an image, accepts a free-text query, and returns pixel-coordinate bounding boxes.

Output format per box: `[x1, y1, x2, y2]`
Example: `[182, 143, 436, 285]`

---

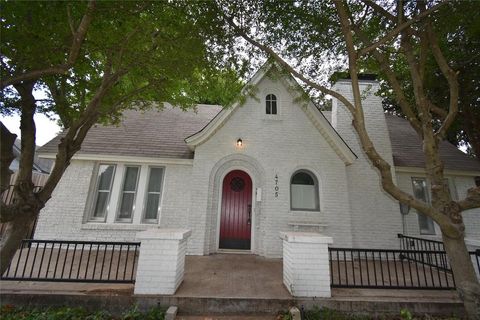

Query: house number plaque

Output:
[274, 174, 279, 198]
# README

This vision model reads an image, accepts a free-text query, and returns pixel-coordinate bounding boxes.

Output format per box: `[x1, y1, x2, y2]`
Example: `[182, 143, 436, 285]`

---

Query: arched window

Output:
[290, 170, 319, 211]
[266, 94, 277, 115]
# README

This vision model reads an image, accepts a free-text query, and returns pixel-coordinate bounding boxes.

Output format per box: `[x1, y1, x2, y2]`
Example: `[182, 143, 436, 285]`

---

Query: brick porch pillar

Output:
[280, 232, 333, 297]
[134, 229, 191, 295]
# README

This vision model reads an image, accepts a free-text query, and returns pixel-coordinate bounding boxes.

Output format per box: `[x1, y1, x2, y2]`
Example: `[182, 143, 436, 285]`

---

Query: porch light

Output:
[236, 138, 243, 147]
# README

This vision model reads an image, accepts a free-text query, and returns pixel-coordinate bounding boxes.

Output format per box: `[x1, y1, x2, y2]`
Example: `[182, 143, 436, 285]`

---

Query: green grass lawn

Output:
[281, 307, 461, 320]
[0, 305, 165, 320]
[1, 305, 461, 320]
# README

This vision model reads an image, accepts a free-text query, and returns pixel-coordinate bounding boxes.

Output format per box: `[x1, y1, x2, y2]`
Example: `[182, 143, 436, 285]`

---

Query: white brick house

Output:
[36, 63, 480, 258]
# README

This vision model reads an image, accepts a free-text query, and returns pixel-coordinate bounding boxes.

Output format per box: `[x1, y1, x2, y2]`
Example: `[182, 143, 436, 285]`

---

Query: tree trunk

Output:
[0, 210, 38, 275]
[442, 233, 480, 318]
[0, 122, 16, 193]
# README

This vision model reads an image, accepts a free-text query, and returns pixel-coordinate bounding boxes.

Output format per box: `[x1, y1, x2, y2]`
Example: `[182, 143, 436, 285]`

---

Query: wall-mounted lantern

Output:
[236, 138, 243, 148]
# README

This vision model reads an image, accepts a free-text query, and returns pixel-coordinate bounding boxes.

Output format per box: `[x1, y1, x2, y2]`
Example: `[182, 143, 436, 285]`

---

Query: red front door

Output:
[219, 170, 252, 250]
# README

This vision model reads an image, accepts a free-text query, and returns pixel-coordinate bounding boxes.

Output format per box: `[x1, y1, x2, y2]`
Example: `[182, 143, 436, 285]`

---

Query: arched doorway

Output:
[219, 170, 252, 250]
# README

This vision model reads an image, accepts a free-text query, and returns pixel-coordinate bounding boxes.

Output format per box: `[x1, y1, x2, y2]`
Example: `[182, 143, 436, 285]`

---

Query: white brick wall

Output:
[281, 232, 333, 297]
[35, 160, 192, 242]
[134, 229, 190, 295]
[35, 70, 479, 259]
[188, 74, 353, 257]
[332, 81, 402, 249]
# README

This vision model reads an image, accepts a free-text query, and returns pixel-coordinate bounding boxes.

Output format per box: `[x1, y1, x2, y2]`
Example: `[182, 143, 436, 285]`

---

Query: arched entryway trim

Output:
[205, 154, 266, 254]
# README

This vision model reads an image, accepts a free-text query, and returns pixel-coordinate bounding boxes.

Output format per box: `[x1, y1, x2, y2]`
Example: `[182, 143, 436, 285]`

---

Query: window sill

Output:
[289, 210, 321, 214]
[81, 223, 159, 231]
[262, 116, 283, 121]
[288, 221, 328, 232]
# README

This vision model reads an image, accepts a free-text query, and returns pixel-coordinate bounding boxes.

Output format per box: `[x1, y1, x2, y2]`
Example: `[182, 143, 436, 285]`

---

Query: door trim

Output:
[216, 167, 256, 253]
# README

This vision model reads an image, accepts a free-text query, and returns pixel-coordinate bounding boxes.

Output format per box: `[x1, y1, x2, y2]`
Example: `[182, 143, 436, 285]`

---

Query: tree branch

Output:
[222, 14, 356, 114]
[38, 59, 127, 203]
[358, 1, 447, 57]
[0, 0, 96, 89]
[334, 0, 458, 236]
[12, 82, 37, 203]
[425, 20, 459, 141]
[458, 187, 480, 211]
[350, 23, 422, 134]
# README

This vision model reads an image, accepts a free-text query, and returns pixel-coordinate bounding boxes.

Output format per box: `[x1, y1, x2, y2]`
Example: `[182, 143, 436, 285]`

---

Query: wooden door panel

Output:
[219, 170, 252, 250]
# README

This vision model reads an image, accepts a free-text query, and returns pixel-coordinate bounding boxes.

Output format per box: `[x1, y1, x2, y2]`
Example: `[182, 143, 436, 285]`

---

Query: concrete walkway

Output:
[176, 254, 291, 299]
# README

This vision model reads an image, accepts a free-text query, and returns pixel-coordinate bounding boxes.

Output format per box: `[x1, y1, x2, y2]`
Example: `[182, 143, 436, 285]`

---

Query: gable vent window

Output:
[290, 170, 319, 211]
[266, 94, 277, 115]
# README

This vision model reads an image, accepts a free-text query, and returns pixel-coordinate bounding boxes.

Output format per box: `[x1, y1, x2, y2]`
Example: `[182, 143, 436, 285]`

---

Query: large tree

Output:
[0, 1, 240, 275]
[215, 0, 480, 317]
[367, 1, 480, 158]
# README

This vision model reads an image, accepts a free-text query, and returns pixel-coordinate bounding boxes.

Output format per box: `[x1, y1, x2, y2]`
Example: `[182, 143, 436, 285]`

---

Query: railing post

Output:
[280, 232, 333, 297]
[134, 229, 191, 295]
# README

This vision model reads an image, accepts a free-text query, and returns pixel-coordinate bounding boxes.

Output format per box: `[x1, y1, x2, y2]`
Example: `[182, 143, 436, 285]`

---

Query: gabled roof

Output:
[11, 139, 53, 173]
[37, 104, 222, 159]
[321, 112, 480, 173]
[385, 114, 480, 172]
[37, 107, 480, 173]
[185, 62, 357, 165]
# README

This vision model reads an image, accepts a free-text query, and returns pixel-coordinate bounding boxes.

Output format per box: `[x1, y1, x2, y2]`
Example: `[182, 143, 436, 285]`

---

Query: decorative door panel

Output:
[219, 170, 252, 250]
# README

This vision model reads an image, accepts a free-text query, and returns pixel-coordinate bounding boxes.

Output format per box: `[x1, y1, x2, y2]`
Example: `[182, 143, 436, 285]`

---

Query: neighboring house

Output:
[35, 63, 480, 257]
[8, 139, 53, 186]
[1, 139, 54, 238]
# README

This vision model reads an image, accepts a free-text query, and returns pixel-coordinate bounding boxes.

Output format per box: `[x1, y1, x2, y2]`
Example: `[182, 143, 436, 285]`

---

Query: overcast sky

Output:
[1, 114, 61, 146]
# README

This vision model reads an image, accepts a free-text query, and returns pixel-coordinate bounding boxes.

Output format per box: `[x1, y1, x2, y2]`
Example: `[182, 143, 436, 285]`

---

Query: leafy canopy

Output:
[1, 1, 243, 127]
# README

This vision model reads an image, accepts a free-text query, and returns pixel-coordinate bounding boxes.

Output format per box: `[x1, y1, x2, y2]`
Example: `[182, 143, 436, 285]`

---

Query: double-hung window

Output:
[91, 164, 116, 221]
[88, 163, 165, 224]
[143, 167, 164, 223]
[411, 177, 457, 235]
[411, 178, 435, 235]
[117, 166, 140, 222]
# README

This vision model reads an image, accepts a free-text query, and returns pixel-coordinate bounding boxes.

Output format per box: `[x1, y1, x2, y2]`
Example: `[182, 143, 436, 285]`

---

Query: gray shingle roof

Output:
[38, 104, 222, 159]
[385, 114, 480, 172]
[38, 106, 480, 172]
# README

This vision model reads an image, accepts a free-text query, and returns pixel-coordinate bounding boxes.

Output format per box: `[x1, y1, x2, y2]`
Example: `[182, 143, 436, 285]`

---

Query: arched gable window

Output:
[290, 170, 319, 211]
[266, 94, 277, 115]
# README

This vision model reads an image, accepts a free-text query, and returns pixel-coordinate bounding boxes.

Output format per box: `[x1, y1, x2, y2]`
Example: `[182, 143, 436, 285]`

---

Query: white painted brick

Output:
[134, 230, 190, 295]
[33, 71, 480, 260]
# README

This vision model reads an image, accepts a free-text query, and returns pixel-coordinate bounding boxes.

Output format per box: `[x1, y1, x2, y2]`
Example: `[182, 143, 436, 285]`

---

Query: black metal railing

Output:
[398, 233, 444, 251]
[329, 247, 480, 290]
[1, 239, 140, 283]
[329, 247, 455, 289]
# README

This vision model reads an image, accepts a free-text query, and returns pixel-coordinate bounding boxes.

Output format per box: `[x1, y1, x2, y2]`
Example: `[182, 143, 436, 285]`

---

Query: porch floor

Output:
[175, 254, 291, 299]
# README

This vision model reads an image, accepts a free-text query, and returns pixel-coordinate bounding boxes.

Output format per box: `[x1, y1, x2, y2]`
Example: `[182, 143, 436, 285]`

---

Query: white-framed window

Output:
[116, 166, 140, 222]
[266, 94, 277, 115]
[290, 170, 320, 211]
[411, 177, 457, 235]
[87, 163, 165, 224]
[91, 164, 116, 222]
[411, 177, 435, 235]
[143, 167, 164, 223]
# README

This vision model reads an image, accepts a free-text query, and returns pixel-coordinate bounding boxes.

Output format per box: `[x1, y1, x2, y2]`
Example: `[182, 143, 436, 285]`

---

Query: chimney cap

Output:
[331, 72, 378, 82]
